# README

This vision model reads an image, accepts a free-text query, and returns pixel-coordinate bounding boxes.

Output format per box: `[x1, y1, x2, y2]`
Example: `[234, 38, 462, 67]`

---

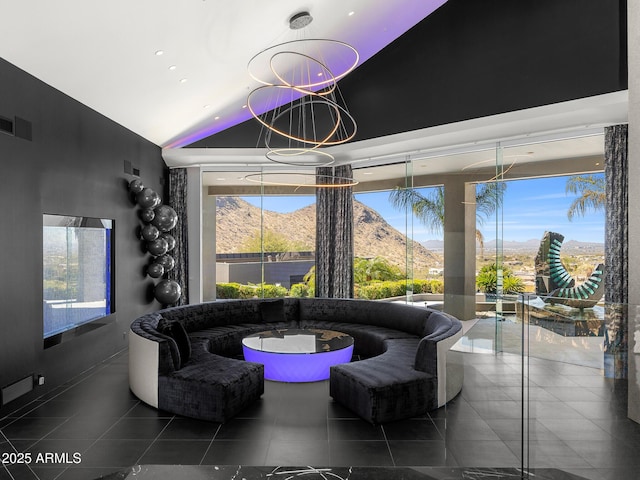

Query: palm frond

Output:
[565, 174, 606, 221]
[389, 186, 445, 234]
[475, 182, 506, 222]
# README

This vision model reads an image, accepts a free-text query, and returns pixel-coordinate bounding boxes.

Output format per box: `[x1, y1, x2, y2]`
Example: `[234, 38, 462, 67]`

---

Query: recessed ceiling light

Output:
[203, 104, 210, 109]
[155, 50, 164, 56]
[180, 78, 188, 83]
[595, 162, 601, 166]
[168, 65, 177, 71]
[214, 116, 220, 120]
[242, 104, 247, 109]
[216, 177, 226, 181]
[348, 11, 355, 16]
[317, 72, 323, 77]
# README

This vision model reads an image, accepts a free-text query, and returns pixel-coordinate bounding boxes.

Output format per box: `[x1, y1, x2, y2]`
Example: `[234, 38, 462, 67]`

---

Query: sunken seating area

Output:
[129, 298, 463, 424]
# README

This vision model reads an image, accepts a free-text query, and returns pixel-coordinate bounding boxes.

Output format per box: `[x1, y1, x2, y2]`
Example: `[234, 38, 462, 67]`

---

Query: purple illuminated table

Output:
[242, 328, 354, 382]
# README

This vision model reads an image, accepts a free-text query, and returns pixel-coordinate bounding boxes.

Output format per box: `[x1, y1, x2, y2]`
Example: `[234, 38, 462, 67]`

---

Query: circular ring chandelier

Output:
[245, 11, 358, 182]
[247, 38, 359, 89]
[243, 172, 359, 188]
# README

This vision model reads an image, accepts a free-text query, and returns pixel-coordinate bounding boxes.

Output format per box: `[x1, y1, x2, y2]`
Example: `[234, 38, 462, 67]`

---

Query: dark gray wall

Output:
[190, 0, 627, 148]
[0, 57, 166, 412]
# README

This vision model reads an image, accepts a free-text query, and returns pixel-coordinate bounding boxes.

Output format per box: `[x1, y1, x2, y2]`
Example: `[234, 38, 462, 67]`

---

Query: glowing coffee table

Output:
[242, 328, 354, 382]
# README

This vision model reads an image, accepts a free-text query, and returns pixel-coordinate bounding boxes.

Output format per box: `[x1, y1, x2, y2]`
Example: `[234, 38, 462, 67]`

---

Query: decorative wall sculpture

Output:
[128, 179, 182, 305]
[534, 231, 604, 308]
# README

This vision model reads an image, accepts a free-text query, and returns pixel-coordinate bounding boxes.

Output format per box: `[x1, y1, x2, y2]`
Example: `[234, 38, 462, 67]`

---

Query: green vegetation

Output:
[357, 279, 443, 300]
[476, 263, 525, 295]
[353, 256, 404, 283]
[215, 282, 288, 299]
[43, 255, 78, 300]
[216, 257, 443, 300]
[239, 229, 311, 253]
[289, 283, 311, 297]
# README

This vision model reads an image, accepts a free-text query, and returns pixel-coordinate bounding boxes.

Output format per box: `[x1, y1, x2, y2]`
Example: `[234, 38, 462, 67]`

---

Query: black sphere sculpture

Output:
[154, 279, 182, 305]
[141, 224, 160, 241]
[147, 238, 169, 256]
[156, 254, 175, 272]
[147, 262, 165, 279]
[128, 176, 182, 304]
[151, 205, 178, 232]
[140, 208, 155, 223]
[128, 179, 145, 194]
[137, 188, 161, 209]
[160, 233, 176, 251]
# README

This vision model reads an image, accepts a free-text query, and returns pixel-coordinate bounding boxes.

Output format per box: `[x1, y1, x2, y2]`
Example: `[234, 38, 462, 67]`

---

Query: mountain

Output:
[215, 197, 441, 271]
[423, 238, 605, 255]
[483, 239, 542, 252]
[482, 238, 604, 254]
[422, 240, 444, 251]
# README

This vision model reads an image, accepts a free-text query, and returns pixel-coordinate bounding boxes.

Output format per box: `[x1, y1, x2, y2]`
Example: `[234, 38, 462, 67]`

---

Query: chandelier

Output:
[247, 11, 359, 171]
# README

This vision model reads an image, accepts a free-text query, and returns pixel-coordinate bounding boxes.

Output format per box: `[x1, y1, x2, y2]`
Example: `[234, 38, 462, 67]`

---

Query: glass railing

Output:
[446, 295, 632, 478]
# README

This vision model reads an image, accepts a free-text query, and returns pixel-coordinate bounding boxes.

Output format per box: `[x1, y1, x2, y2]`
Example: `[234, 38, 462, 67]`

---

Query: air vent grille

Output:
[0, 116, 13, 135]
[1, 375, 34, 406]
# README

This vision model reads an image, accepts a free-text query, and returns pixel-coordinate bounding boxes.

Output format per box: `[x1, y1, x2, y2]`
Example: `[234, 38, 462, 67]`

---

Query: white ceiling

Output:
[0, 0, 446, 148]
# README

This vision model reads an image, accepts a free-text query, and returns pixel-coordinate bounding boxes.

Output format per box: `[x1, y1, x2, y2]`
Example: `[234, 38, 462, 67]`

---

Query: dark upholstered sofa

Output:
[129, 298, 463, 424]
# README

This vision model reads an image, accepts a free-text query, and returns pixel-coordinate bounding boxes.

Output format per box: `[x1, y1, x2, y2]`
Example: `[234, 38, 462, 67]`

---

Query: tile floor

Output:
[1, 321, 638, 480]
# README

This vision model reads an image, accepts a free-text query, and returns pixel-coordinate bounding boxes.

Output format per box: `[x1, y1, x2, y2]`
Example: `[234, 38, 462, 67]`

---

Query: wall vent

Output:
[1, 375, 34, 406]
[14, 116, 32, 141]
[0, 115, 32, 141]
[124, 160, 140, 177]
[0, 115, 13, 135]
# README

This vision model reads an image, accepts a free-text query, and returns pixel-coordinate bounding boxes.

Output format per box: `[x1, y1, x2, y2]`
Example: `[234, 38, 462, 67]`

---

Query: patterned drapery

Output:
[168, 168, 189, 306]
[315, 165, 354, 298]
[604, 124, 628, 378]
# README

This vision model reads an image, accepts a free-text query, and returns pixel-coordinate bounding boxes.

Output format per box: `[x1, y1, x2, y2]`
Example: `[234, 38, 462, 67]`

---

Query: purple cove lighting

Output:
[243, 344, 354, 382]
[164, 0, 448, 149]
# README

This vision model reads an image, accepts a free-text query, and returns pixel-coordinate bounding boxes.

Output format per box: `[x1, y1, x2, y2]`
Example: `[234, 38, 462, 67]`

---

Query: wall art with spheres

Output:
[128, 179, 182, 305]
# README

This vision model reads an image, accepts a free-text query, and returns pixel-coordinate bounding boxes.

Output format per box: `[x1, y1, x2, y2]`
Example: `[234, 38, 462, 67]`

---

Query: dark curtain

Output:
[315, 165, 354, 298]
[168, 168, 189, 306]
[604, 124, 628, 379]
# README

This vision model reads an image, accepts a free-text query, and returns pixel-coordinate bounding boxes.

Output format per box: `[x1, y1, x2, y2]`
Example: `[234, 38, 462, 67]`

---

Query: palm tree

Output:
[565, 174, 606, 221]
[354, 257, 404, 284]
[389, 182, 506, 257]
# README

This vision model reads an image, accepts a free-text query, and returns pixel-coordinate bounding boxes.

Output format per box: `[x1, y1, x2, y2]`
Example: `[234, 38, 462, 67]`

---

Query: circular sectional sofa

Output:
[129, 297, 463, 424]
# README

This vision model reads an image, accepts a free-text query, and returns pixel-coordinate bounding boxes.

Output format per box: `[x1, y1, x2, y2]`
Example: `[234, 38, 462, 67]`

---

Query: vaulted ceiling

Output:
[0, 0, 446, 148]
[0, 1, 628, 178]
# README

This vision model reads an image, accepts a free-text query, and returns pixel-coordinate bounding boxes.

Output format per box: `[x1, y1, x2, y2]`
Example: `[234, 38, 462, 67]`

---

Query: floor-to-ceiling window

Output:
[200, 132, 607, 475]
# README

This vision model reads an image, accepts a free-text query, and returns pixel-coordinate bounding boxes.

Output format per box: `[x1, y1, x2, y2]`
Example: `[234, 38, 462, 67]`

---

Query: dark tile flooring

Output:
[1, 349, 639, 480]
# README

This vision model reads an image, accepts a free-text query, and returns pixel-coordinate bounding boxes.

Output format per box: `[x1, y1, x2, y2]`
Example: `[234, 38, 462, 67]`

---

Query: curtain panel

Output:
[315, 165, 354, 298]
[604, 124, 628, 379]
[168, 168, 189, 306]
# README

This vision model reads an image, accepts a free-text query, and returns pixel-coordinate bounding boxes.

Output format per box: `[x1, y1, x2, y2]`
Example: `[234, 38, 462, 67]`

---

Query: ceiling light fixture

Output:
[243, 172, 358, 189]
[246, 11, 358, 175]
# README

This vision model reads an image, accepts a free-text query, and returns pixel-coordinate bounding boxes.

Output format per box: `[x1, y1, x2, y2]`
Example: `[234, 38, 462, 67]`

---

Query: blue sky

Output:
[242, 174, 605, 244]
